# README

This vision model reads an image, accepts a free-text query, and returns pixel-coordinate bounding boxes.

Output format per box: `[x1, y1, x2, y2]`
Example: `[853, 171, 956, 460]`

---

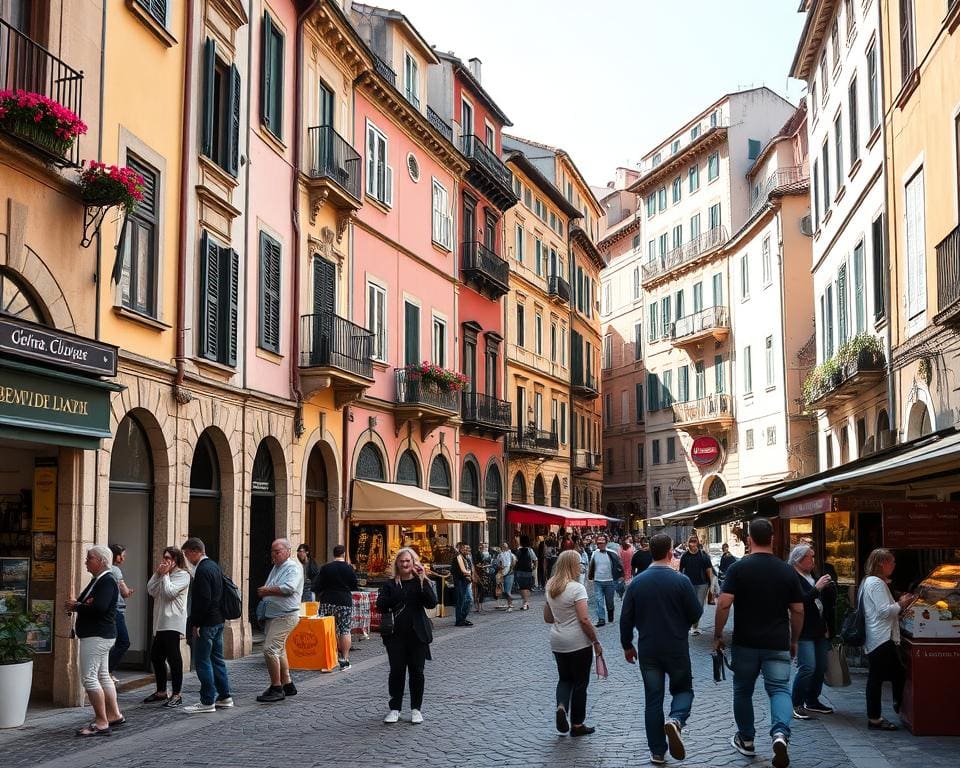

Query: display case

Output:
[824, 512, 856, 585]
[900, 563, 960, 639]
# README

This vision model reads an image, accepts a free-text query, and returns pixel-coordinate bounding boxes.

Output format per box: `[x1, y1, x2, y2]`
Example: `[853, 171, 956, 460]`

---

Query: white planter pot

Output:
[0, 660, 33, 728]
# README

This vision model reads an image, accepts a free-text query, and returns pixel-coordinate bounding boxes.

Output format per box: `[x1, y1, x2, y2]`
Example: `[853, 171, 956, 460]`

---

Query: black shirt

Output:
[631, 548, 654, 576]
[796, 570, 829, 640]
[678, 550, 712, 585]
[189, 557, 225, 627]
[74, 572, 119, 639]
[719, 553, 738, 573]
[722, 553, 803, 650]
[313, 560, 359, 606]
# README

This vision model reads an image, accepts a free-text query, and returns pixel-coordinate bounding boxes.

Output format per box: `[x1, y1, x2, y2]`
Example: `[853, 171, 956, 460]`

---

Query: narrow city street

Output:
[3, 598, 957, 768]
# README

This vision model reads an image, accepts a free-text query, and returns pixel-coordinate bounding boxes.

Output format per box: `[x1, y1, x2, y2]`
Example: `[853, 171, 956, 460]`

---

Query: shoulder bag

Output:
[839, 586, 867, 647]
[379, 603, 405, 639]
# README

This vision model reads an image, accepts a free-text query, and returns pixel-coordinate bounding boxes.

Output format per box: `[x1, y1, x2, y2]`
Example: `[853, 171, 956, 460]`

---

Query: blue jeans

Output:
[732, 645, 793, 741]
[793, 637, 830, 707]
[194, 624, 231, 706]
[454, 579, 473, 623]
[594, 580, 615, 622]
[502, 573, 515, 603]
[108, 611, 131, 672]
[639, 654, 694, 757]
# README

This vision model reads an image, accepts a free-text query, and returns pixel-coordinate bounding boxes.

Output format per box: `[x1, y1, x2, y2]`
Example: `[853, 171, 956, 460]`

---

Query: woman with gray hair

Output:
[787, 543, 834, 719]
[64, 545, 125, 736]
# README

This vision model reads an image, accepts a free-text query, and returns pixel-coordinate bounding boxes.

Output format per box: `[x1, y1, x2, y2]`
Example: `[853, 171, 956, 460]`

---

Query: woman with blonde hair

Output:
[376, 547, 438, 725]
[860, 548, 914, 730]
[543, 549, 602, 737]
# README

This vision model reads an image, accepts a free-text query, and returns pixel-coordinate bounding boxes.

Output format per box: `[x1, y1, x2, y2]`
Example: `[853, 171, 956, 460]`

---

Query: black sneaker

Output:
[570, 724, 595, 737]
[555, 706, 569, 733]
[594, 620, 606, 627]
[731, 733, 756, 757]
[339, 659, 352, 671]
[772, 733, 790, 768]
[282, 682, 297, 697]
[804, 700, 833, 714]
[256, 686, 285, 703]
[607, 613, 614, 623]
[664, 719, 685, 760]
[793, 706, 813, 720]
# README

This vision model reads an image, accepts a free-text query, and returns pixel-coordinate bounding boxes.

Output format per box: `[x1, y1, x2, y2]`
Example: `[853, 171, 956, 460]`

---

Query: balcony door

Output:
[484, 211, 497, 252]
[312, 256, 336, 364]
[315, 82, 334, 170]
[462, 195, 476, 247]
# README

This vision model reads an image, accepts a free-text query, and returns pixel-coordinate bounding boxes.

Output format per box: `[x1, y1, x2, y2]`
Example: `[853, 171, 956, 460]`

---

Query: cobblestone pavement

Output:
[3, 598, 959, 768]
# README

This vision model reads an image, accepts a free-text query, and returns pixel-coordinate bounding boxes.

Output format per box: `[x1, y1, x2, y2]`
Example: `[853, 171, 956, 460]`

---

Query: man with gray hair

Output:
[255, 538, 303, 702]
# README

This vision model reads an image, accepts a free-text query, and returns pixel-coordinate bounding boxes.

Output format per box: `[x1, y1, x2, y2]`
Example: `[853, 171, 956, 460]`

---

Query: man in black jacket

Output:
[181, 537, 233, 713]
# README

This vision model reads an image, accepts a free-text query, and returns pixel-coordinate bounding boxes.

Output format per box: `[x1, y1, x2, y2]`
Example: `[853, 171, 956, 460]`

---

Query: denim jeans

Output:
[501, 573, 515, 602]
[454, 579, 473, 623]
[691, 584, 709, 629]
[639, 654, 694, 757]
[594, 580, 615, 622]
[194, 624, 231, 705]
[732, 645, 793, 741]
[108, 611, 131, 672]
[792, 637, 830, 707]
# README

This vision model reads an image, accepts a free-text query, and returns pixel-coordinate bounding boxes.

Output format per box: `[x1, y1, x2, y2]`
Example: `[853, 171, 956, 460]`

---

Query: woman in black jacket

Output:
[377, 547, 437, 725]
[788, 543, 835, 719]
[64, 545, 124, 736]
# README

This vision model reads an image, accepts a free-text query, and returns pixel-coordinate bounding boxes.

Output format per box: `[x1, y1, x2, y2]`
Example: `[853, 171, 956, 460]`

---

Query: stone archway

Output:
[906, 400, 932, 440]
[533, 474, 546, 505]
[511, 472, 526, 503]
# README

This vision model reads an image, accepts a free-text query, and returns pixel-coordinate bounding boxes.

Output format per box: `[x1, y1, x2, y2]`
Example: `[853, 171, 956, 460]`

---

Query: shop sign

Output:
[780, 491, 833, 519]
[690, 436, 721, 466]
[0, 317, 117, 377]
[882, 501, 960, 550]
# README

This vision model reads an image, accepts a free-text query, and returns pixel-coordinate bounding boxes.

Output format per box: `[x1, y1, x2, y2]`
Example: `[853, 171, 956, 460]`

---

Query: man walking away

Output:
[496, 542, 516, 611]
[314, 544, 359, 669]
[713, 518, 803, 768]
[631, 537, 653, 576]
[255, 538, 303, 702]
[107, 544, 135, 679]
[452, 542, 474, 626]
[621, 534, 702, 765]
[181, 537, 233, 713]
[587, 534, 624, 627]
[678, 535, 714, 635]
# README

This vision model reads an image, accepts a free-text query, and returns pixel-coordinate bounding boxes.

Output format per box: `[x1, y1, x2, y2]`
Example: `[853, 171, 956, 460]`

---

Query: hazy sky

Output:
[387, 0, 808, 187]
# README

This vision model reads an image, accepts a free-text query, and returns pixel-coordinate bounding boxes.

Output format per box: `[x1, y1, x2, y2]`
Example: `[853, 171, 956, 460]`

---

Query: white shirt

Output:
[861, 575, 901, 654]
[146, 568, 191, 635]
[590, 549, 614, 581]
[546, 580, 591, 653]
[497, 550, 515, 575]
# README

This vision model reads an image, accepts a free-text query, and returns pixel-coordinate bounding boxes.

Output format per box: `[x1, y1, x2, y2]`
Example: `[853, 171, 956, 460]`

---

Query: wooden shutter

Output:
[201, 38, 216, 158]
[404, 302, 420, 366]
[261, 13, 274, 130]
[225, 247, 240, 366]
[198, 231, 220, 361]
[227, 63, 241, 177]
[149, 0, 167, 25]
[258, 233, 281, 353]
[312, 257, 336, 316]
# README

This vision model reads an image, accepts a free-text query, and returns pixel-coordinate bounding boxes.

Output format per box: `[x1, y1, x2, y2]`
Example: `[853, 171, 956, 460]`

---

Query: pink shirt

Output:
[620, 546, 635, 574]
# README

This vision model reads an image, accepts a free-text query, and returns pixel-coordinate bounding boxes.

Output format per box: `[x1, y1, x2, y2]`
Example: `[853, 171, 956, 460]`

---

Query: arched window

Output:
[429, 455, 451, 497]
[356, 443, 385, 481]
[252, 442, 275, 494]
[533, 474, 546, 505]
[190, 433, 219, 492]
[396, 450, 420, 486]
[707, 477, 726, 500]
[485, 465, 502, 511]
[460, 461, 479, 505]
[0, 269, 46, 324]
[511, 472, 526, 503]
[550, 476, 561, 507]
[110, 414, 152, 486]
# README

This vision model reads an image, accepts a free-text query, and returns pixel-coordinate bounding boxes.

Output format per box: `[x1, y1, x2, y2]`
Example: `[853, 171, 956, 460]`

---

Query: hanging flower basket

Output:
[78, 162, 145, 213]
[404, 362, 469, 392]
[0, 89, 86, 158]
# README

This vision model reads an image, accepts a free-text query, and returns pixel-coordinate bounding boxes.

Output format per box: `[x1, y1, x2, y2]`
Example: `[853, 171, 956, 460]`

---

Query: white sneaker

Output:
[383, 709, 400, 724]
[214, 697, 234, 708]
[183, 702, 216, 714]
[411, 709, 424, 724]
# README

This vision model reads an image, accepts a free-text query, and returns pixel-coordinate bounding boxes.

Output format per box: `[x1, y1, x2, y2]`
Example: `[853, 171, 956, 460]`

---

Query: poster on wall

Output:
[350, 524, 388, 580]
[32, 463, 57, 532]
[31, 561, 55, 581]
[26, 599, 53, 653]
[32, 532, 56, 561]
[0, 557, 29, 614]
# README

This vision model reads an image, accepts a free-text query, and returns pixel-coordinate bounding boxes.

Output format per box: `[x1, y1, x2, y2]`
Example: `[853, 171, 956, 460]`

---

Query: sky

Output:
[385, 0, 808, 188]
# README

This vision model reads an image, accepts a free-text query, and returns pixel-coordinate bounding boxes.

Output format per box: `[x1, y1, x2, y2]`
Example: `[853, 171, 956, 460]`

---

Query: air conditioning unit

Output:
[799, 215, 813, 237]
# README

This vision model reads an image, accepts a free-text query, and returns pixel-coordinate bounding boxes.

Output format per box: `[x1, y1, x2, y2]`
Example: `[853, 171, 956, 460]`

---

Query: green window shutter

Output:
[201, 38, 216, 158]
[227, 63, 241, 177]
[258, 233, 281, 353]
[224, 247, 240, 366]
[198, 231, 220, 361]
[261, 13, 273, 129]
[404, 302, 420, 366]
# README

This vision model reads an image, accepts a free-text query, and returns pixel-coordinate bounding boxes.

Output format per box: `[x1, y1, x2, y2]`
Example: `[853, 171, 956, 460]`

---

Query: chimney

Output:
[468, 57, 482, 83]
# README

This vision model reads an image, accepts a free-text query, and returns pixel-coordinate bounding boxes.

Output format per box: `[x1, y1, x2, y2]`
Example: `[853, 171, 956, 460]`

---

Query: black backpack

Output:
[220, 573, 242, 620]
[839, 587, 866, 646]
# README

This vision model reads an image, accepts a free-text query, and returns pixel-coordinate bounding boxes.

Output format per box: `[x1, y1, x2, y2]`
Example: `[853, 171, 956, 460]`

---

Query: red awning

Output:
[505, 503, 619, 527]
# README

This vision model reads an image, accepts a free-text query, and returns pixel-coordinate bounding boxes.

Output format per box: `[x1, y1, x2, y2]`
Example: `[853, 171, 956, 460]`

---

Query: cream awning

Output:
[350, 480, 488, 523]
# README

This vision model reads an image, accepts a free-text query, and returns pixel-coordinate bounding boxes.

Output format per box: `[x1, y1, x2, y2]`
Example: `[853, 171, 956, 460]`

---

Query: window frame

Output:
[366, 279, 387, 362]
[260, 11, 285, 140]
[120, 152, 159, 318]
[365, 119, 392, 206]
[430, 177, 453, 250]
[257, 230, 282, 353]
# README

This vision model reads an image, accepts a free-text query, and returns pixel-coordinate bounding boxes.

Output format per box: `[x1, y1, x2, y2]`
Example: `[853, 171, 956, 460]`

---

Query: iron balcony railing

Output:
[573, 449, 601, 471]
[548, 275, 571, 303]
[306, 125, 361, 201]
[572, 370, 598, 393]
[748, 165, 807, 219]
[300, 313, 374, 379]
[672, 393, 733, 425]
[461, 241, 509, 295]
[807, 349, 886, 406]
[426, 106, 453, 142]
[372, 54, 396, 86]
[394, 368, 459, 413]
[460, 134, 513, 189]
[642, 225, 728, 284]
[509, 427, 559, 454]
[0, 18, 84, 167]
[461, 392, 511, 428]
[936, 225, 960, 314]
[672, 305, 730, 341]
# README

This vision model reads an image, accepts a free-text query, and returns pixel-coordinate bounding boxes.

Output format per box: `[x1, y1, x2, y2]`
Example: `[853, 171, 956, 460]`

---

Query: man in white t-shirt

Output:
[496, 543, 516, 611]
[587, 535, 624, 627]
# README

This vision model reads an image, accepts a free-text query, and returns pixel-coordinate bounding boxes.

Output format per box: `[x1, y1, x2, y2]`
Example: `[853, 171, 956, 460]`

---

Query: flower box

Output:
[0, 89, 86, 159]
[78, 162, 145, 212]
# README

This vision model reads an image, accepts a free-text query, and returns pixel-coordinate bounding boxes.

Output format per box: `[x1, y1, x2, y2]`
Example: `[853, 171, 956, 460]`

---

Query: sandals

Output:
[142, 692, 169, 703]
[108, 716, 126, 727]
[868, 718, 898, 731]
[76, 725, 111, 737]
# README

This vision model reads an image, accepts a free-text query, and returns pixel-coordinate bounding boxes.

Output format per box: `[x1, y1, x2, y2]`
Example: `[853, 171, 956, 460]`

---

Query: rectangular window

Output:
[637, 442, 644, 470]
[366, 121, 392, 205]
[621, 390, 629, 425]
[671, 139, 681, 155]
[867, 43, 880, 132]
[837, 264, 849, 345]
[662, 370, 673, 407]
[765, 335, 774, 387]
[672, 176, 682, 203]
[687, 215, 700, 243]
[516, 304, 525, 347]
[748, 138, 762, 160]
[431, 179, 452, 249]
[260, 12, 284, 139]
[661, 296, 672, 334]
[647, 240, 657, 264]
[899, 0, 915, 83]
[201, 38, 241, 176]
[648, 302, 659, 342]
[707, 151, 719, 181]
[691, 124, 701, 139]
[647, 372, 660, 411]
[534, 238, 543, 276]
[762, 236, 772, 285]
[848, 78, 860, 165]
[561, 326, 567, 366]
[813, 160, 820, 230]
[120, 153, 159, 317]
[659, 233, 668, 256]
[404, 53, 420, 109]
[872, 215, 886, 320]
[257, 232, 282, 353]
[515, 224, 524, 262]
[560, 402, 567, 444]
[714, 354, 725, 393]
[820, 55, 829, 102]
[534, 198, 546, 221]
[825, 283, 835, 357]
[711, 110, 718, 128]
[904, 168, 927, 324]
[746, 429, 754, 450]
[652, 440, 661, 465]
[695, 360, 705, 399]
[767, 426, 777, 446]
[604, 393, 612, 427]
[831, 18, 840, 68]
[635, 383, 644, 423]
[712, 272, 723, 306]
[524, 187, 532, 208]
[743, 345, 753, 394]
[367, 282, 387, 361]
[667, 437, 676, 463]
[198, 231, 239, 366]
[740, 253, 750, 299]
[834, 111, 844, 189]
[602, 333, 612, 369]
[675, 289, 685, 319]
[693, 282, 703, 312]
[634, 322, 643, 360]
[689, 164, 700, 192]
[811, 81, 818, 121]
[652, 152, 662, 166]
[822, 140, 831, 212]
[658, 186, 667, 211]
[647, 193, 656, 217]
[550, 323, 558, 361]
[677, 364, 689, 402]
[853, 241, 866, 333]
[708, 203, 721, 230]
[403, 301, 420, 366]
[432, 315, 446, 366]
[672, 224, 683, 251]
[535, 312, 543, 356]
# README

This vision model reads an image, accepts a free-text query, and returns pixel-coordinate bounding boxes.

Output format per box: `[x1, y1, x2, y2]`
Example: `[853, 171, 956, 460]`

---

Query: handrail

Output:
[936, 225, 960, 313]
[395, 368, 459, 412]
[671, 393, 733, 424]
[300, 313, 374, 378]
[748, 165, 807, 219]
[461, 241, 509, 292]
[372, 54, 396, 86]
[426, 106, 453, 142]
[305, 125, 361, 200]
[672, 305, 730, 340]
[460, 134, 512, 188]
[548, 275, 571, 303]
[461, 392, 511, 427]
[641, 225, 728, 283]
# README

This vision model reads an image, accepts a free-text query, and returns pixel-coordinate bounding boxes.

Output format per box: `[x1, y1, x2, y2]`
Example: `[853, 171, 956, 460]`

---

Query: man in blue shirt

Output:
[256, 538, 304, 702]
[621, 534, 703, 765]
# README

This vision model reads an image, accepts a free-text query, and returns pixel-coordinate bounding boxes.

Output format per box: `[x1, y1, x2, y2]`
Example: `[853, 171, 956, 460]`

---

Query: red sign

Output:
[780, 491, 834, 519]
[882, 502, 960, 550]
[690, 436, 721, 466]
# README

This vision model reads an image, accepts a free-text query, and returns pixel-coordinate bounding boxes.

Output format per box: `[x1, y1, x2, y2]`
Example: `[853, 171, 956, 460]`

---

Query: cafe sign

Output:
[0, 317, 117, 377]
[690, 436, 721, 466]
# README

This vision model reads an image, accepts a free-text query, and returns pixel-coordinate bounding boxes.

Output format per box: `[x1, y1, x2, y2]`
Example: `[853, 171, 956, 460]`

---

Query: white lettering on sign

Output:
[10, 328, 48, 352]
[0, 386, 90, 416]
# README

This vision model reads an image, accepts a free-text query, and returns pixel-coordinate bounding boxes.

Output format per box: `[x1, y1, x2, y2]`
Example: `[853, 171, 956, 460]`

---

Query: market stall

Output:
[504, 503, 618, 529]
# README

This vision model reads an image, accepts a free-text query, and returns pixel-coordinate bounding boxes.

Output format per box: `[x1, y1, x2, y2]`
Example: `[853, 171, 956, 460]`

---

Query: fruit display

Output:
[901, 563, 960, 638]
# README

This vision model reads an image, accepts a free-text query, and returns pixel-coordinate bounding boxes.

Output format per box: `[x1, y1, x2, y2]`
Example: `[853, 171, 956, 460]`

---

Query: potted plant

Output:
[78, 161, 145, 212]
[405, 362, 468, 393]
[0, 89, 87, 157]
[0, 612, 35, 728]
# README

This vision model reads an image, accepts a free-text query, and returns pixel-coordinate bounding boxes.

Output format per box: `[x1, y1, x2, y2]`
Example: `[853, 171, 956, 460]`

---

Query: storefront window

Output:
[789, 518, 814, 550]
[824, 511, 855, 585]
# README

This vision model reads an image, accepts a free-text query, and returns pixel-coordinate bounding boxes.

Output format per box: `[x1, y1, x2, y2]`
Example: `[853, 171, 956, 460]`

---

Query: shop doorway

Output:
[485, 464, 502, 550]
[107, 414, 153, 668]
[533, 474, 546, 505]
[550, 476, 561, 507]
[304, 444, 328, 561]
[511, 472, 526, 503]
[249, 442, 276, 625]
[189, 432, 221, 562]
[460, 460, 480, 552]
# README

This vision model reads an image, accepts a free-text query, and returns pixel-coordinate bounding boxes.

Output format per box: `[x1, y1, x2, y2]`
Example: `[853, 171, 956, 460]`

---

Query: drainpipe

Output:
[774, 205, 792, 453]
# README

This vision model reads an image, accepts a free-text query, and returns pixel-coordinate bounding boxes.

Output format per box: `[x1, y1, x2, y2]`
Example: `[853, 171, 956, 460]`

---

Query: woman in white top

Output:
[142, 547, 192, 707]
[860, 548, 914, 730]
[543, 549, 602, 737]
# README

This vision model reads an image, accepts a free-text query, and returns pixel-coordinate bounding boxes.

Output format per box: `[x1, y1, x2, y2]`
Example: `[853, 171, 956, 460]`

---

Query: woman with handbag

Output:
[788, 544, 834, 719]
[860, 548, 914, 730]
[142, 546, 191, 707]
[543, 549, 601, 737]
[377, 547, 437, 725]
